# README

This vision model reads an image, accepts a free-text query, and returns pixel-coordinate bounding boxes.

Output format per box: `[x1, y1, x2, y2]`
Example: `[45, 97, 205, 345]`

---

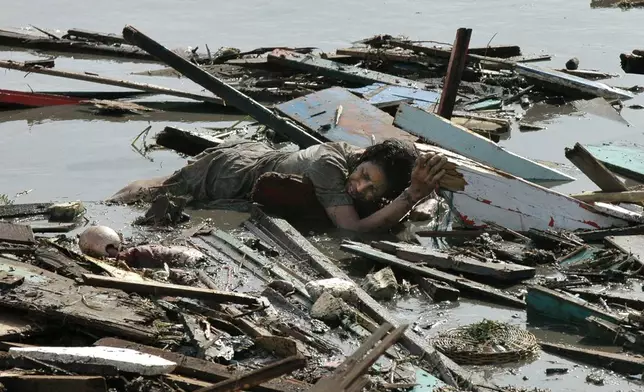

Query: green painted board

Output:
[411, 367, 446, 392]
[584, 144, 644, 183]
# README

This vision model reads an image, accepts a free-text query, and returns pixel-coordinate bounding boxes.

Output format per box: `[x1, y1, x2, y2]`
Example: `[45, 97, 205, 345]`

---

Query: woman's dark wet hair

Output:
[355, 138, 419, 200]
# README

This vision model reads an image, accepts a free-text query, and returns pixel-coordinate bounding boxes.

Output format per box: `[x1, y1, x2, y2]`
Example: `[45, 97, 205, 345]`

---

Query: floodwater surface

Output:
[1, 2, 644, 391]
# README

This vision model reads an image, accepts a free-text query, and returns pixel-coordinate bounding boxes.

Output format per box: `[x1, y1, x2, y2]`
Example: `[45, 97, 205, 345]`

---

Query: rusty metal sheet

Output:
[275, 87, 417, 148]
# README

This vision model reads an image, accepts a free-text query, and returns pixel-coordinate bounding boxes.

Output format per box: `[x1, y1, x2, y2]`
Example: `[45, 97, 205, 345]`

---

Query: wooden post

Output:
[437, 28, 472, 120]
[122, 25, 323, 148]
[565, 143, 627, 192]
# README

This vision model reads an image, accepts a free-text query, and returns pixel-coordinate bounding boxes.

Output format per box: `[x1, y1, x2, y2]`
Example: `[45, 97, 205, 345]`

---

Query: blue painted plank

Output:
[411, 366, 446, 392]
[526, 285, 622, 327]
[275, 86, 417, 148]
[584, 143, 644, 183]
[515, 63, 635, 100]
[393, 103, 575, 183]
[348, 83, 440, 110]
[267, 52, 431, 90]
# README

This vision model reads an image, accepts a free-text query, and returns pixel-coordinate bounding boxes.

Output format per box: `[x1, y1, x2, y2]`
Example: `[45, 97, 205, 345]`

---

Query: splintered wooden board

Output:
[584, 143, 644, 183]
[0, 257, 159, 342]
[0, 222, 35, 245]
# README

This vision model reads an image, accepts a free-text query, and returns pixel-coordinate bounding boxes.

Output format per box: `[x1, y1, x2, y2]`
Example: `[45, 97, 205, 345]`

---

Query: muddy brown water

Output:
[1, 1, 644, 391]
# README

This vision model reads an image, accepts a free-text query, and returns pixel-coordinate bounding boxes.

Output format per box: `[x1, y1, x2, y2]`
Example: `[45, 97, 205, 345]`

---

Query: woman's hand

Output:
[408, 152, 448, 202]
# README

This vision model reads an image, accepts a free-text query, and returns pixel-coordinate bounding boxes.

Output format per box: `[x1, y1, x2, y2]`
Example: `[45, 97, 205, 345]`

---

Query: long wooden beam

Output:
[122, 25, 322, 148]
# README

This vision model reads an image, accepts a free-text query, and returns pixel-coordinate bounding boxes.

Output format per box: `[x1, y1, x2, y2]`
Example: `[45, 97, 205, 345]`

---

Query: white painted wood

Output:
[415, 143, 632, 231]
[10, 346, 177, 375]
[395, 103, 575, 183]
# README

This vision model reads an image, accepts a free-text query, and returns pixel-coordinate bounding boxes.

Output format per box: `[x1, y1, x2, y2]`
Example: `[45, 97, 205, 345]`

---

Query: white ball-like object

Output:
[79, 226, 121, 258]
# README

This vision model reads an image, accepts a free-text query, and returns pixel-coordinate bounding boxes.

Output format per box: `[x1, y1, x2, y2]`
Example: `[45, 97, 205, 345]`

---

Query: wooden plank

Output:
[347, 83, 440, 111]
[0, 374, 106, 392]
[514, 63, 634, 100]
[416, 278, 460, 302]
[525, 285, 623, 327]
[122, 26, 322, 149]
[94, 338, 309, 392]
[0, 88, 84, 108]
[539, 341, 644, 375]
[248, 206, 496, 391]
[570, 190, 644, 203]
[34, 248, 90, 279]
[577, 224, 644, 242]
[394, 103, 574, 183]
[341, 242, 525, 309]
[0, 60, 226, 106]
[468, 45, 521, 58]
[0, 222, 35, 245]
[266, 51, 432, 90]
[605, 235, 644, 267]
[0, 202, 52, 218]
[0, 258, 159, 343]
[81, 274, 261, 306]
[64, 28, 127, 45]
[584, 144, 644, 183]
[335, 48, 444, 65]
[564, 143, 628, 192]
[568, 286, 644, 311]
[390, 242, 536, 282]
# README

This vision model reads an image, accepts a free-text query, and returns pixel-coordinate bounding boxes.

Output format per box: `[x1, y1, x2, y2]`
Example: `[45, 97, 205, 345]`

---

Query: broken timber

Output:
[266, 51, 432, 90]
[584, 143, 644, 184]
[95, 337, 310, 392]
[525, 285, 624, 327]
[604, 235, 644, 268]
[564, 143, 629, 193]
[0, 202, 52, 218]
[0, 60, 225, 106]
[394, 103, 574, 183]
[0, 222, 35, 245]
[570, 190, 644, 204]
[371, 240, 536, 282]
[437, 28, 471, 120]
[81, 274, 261, 306]
[248, 206, 496, 392]
[0, 257, 160, 343]
[122, 25, 322, 148]
[0, 374, 107, 392]
[576, 224, 644, 242]
[0, 28, 153, 61]
[194, 355, 306, 392]
[341, 241, 525, 308]
[63, 28, 127, 45]
[539, 341, 644, 375]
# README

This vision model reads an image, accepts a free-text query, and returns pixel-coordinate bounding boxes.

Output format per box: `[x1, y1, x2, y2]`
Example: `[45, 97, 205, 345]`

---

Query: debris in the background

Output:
[620, 51, 644, 75]
[310, 292, 351, 325]
[433, 320, 540, 365]
[0, 60, 226, 106]
[9, 346, 177, 376]
[361, 267, 398, 301]
[586, 373, 605, 385]
[78, 225, 121, 258]
[47, 201, 85, 222]
[305, 278, 357, 302]
[118, 244, 205, 269]
[545, 368, 569, 376]
[564, 143, 631, 194]
[0, 88, 85, 108]
[566, 57, 579, 70]
[518, 122, 546, 131]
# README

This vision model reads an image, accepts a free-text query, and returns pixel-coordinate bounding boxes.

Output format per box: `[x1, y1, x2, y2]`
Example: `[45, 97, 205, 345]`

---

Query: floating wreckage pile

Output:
[1, 23, 644, 392]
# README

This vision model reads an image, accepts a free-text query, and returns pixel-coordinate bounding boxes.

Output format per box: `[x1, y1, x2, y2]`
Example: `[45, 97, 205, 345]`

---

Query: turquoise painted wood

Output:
[526, 285, 623, 327]
[558, 246, 603, 268]
[584, 144, 644, 183]
[393, 103, 575, 183]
